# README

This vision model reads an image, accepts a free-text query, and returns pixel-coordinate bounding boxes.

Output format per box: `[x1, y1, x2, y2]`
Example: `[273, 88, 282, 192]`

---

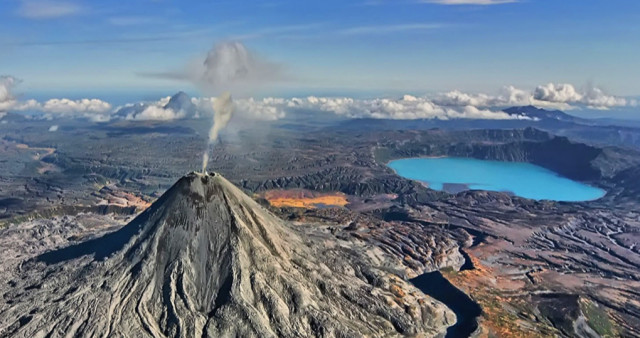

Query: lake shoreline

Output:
[410, 271, 482, 338]
[387, 157, 606, 202]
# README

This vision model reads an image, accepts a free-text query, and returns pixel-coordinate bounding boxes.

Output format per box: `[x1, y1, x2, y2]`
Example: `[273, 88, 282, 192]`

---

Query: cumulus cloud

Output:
[126, 105, 185, 121]
[118, 96, 183, 121]
[532, 83, 629, 110]
[117, 92, 201, 121]
[117, 93, 283, 122]
[17, 0, 82, 19]
[233, 98, 286, 121]
[35, 98, 112, 121]
[0, 78, 112, 121]
[0, 77, 42, 112]
[247, 95, 528, 120]
[434, 83, 631, 111]
[433, 90, 506, 107]
[283, 95, 529, 120]
[533, 83, 582, 103]
[0, 76, 19, 112]
[41, 98, 111, 114]
[48, 125, 58, 132]
[184, 94, 531, 122]
[2, 74, 634, 123]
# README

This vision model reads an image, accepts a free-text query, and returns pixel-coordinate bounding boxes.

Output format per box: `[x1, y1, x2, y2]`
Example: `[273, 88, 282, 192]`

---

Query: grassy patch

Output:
[440, 266, 457, 274]
[581, 299, 617, 337]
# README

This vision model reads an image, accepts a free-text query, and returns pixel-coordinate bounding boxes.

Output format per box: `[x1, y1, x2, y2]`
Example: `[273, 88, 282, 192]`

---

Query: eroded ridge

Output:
[0, 172, 454, 338]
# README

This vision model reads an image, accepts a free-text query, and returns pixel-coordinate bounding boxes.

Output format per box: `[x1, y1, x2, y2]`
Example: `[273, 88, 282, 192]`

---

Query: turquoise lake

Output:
[388, 157, 606, 202]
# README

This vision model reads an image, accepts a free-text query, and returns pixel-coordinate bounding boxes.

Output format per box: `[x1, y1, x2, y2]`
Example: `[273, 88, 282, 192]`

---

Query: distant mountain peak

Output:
[164, 91, 197, 118]
[504, 105, 579, 122]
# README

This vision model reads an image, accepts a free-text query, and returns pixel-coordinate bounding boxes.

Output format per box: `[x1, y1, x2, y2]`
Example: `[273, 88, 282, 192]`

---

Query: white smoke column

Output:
[195, 41, 281, 172]
[197, 42, 280, 94]
[202, 92, 235, 173]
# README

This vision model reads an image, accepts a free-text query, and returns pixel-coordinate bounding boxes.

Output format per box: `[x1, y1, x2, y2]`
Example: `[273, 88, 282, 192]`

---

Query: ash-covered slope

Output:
[0, 173, 453, 337]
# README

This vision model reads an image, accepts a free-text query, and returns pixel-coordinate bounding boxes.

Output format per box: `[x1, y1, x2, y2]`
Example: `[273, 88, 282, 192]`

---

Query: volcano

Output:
[0, 173, 454, 337]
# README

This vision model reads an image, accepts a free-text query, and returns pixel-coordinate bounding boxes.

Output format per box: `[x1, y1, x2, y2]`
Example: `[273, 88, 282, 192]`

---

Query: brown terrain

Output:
[261, 189, 349, 209]
[1, 115, 640, 336]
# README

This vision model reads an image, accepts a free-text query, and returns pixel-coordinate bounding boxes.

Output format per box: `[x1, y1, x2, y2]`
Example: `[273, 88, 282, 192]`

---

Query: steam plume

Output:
[202, 92, 235, 173]
[198, 42, 281, 95]
[196, 41, 281, 172]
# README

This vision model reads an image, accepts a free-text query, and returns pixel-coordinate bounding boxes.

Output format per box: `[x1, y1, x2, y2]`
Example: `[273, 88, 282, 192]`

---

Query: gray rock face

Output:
[0, 173, 453, 337]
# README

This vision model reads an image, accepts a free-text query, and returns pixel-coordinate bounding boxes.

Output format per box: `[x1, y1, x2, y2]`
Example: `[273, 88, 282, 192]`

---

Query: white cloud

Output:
[48, 125, 58, 132]
[125, 105, 184, 121]
[432, 87, 536, 110]
[41, 98, 111, 114]
[2, 77, 633, 123]
[533, 83, 582, 103]
[282, 95, 529, 120]
[7, 97, 113, 121]
[13, 99, 42, 111]
[533, 83, 628, 110]
[17, 0, 81, 19]
[433, 83, 631, 111]
[117, 96, 178, 121]
[433, 90, 504, 107]
[104, 86, 634, 122]
[235, 98, 287, 121]
[0, 76, 19, 112]
[0, 77, 17, 102]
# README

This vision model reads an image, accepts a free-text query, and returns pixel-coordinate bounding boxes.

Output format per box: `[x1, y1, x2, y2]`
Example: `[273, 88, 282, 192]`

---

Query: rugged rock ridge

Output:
[0, 172, 454, 337]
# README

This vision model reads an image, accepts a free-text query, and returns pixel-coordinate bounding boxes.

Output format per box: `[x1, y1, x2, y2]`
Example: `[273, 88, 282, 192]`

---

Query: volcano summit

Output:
[0, 172, 454, 337]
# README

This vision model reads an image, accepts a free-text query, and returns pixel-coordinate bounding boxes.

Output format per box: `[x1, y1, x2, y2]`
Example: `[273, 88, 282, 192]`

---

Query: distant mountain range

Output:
[328, 105, 640, 150]
[502, 105, 584, 123]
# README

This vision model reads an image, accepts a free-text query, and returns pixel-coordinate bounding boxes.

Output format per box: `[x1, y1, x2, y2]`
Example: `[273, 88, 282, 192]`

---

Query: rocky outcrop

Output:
[240, 166, 447, 203]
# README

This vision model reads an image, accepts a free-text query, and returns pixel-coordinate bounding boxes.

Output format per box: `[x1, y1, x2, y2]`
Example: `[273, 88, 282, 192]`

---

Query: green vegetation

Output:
[373, 147, 393, 164]
[439, 266, 457, 274]
[582, 299, 617, 337]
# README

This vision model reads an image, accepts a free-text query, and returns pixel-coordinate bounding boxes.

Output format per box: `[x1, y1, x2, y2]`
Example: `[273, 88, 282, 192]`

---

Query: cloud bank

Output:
[434, 83, 634, 111]
[532, 83, 633, 110]
[0, 76, 20, 112]
[1, 75, 635, 123]
[281, 95, 528, 120]
[1, 75, 112, 121]
[26, 98, 112, 121]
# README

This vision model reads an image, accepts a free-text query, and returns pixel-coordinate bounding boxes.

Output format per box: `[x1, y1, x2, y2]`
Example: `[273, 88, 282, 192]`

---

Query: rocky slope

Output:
[0, 172, 454, 337]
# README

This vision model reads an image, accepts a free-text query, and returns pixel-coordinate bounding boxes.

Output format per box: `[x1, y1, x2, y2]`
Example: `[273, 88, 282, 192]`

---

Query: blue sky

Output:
[1, 0, 640, 98]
